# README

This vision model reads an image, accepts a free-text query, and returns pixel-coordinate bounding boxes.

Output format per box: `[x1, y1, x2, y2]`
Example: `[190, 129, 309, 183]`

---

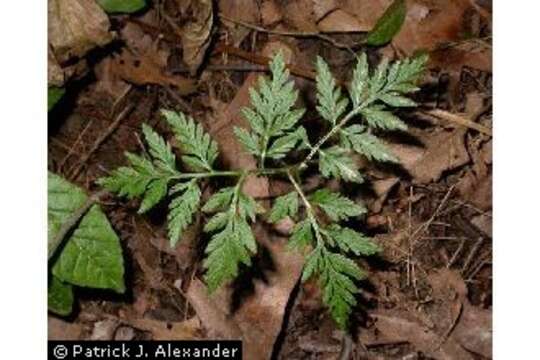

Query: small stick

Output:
[68, 104, 134, 181]
[215, 44, 318, 81]
[411, 185, 455, 247]
[170, 63, 268, 74]
[461, 237, 484, 274]
[423, 109, 492, 136]
[58, 119, 94, 172]
[338, 333, 353, 360]
[218, 13, 356, 54]
[447, 239, 466, 268]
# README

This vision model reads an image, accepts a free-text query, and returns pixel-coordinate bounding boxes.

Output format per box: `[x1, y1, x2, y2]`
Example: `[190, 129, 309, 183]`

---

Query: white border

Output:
[0, 0, 540, 358]
[494, 0, 540, 357]
[0, 0, 47, 358]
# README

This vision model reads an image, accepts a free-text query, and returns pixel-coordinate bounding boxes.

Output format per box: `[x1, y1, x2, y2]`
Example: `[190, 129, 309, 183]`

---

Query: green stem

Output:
[286, 170, 324, 247]
[299, 97, 375, 168]
[170, 166, 297, 182]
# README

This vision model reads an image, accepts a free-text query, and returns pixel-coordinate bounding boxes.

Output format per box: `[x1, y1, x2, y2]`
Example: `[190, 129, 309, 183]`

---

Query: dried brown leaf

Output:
[182, 0, 214, 75]
[372, 310, 474, 360]
[388, 128, 470, 184]
[219, 0, 260, 45]
[317, 9, 370, 32]
[110, 51, 197, 94]
[261, 0, 283, 26]
[127, 317, 203, 340]
[48, 316, 83, 340]
[48, 0, 113, 63]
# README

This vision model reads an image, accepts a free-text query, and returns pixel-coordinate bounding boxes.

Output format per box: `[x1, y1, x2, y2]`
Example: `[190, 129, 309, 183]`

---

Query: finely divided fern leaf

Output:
[99, 52, 427, 330]
[161, 110, 219, 171]
[141, 123, 177, 173]
[340, 125, 398, 162]
[316, 57, 348, 125]
[323, 224, 380, 256]
[203, 182, 258, 291]
[237, 52, 306, 164]
[309, 189, 366, 221]
[319, 146, 364, 183]
[167, 180, 201, 246]
[269, 191, 299, 223]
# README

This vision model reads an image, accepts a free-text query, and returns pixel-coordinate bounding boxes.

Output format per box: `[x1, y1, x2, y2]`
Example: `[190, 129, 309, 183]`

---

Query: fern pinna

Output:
[99, 52, 427, 329]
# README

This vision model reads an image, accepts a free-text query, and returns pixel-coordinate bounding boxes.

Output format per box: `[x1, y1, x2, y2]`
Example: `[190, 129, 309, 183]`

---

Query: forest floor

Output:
[48, 1, 492, 359]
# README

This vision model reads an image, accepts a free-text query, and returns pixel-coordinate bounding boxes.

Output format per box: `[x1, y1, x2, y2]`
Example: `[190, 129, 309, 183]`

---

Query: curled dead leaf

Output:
[48, 0, 113, 63]
[182, 0, 214, 75]
[387, 128, 470, 184]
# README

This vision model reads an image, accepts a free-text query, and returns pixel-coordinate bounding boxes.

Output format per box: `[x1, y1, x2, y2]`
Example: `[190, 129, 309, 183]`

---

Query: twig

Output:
[423, 109, 492, 136]
[215, 45, 318, 81]
[338, 332, 353, 360]
[170, 63, 268, 74]
[58, 119, 94, 172]
[447, 239, 466, 268]
[48, 190, 108, 261]
[68, 104, 135, 181]
[466, 256, 491, 281]
[164, 86, 193, 113]
[461, 237, 484, 274]
[410, 185, 455, 247]
[218, 13, 356, 54]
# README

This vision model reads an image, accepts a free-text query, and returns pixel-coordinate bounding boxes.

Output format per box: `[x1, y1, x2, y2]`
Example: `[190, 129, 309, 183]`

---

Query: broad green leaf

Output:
[48, 276, 73, 316]
[365, 0, 406, 46]
[52, 205, 125, 293]
[97, 0, 146, 13]
[48, 87, 65, 111]
[48, 172, 88, 256]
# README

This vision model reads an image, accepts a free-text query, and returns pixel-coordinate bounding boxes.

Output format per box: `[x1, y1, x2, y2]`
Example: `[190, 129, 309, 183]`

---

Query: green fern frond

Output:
[161, 110, 219, 171]
[269, 191, 299, 223]
[323, 224, 380, 256]
[99, 52, 428, 330]
[288, 220, 313, 250]
[167, 180, 201, 246]
[316, 57, 348, 125]
[309, 189, 366, 221]
[340, 125, 398, 162]
[203, 179, 259, 291]
[141, 123, 177, 173]
[204, 214, 256, 292]
[318, 146, 364, 183]
[237, 52, 306, 164]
